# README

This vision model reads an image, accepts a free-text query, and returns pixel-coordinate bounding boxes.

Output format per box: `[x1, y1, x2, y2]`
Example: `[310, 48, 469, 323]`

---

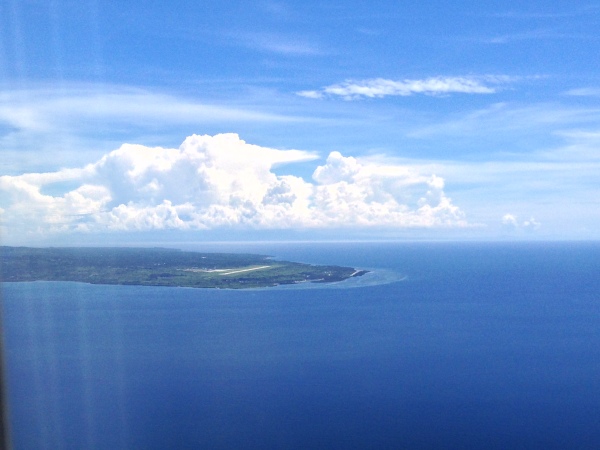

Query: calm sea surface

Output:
[2, 242, 600, 449]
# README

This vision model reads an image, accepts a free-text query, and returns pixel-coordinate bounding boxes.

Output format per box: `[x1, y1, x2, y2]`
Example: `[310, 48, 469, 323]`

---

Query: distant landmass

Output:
[0, 246, 368, 289]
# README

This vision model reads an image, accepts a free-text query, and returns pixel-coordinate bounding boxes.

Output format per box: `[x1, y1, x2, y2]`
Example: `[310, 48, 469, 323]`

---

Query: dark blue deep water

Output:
[2, 242, 600, 449]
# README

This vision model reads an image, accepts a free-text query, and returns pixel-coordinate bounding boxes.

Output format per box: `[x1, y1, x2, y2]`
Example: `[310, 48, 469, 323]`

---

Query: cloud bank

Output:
[0, 134, 467, 238]
[297, 76, 510, 100]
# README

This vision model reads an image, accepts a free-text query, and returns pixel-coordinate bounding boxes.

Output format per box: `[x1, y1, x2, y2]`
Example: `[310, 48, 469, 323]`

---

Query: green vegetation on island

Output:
[0, 246, 368, 289]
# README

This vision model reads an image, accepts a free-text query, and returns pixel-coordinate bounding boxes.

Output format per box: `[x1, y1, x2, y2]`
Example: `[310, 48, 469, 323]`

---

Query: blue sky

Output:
[1, 0, 600, 244]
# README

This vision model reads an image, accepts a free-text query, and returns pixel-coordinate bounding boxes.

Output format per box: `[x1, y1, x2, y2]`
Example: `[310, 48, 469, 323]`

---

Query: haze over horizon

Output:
[2, 0, 600, 244]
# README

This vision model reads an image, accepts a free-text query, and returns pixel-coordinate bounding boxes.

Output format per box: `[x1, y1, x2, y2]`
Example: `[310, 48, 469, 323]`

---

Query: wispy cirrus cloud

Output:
[485, 29, 591, 44]
[407, 102, 600, 141]
[297, 76, 514, 100]
[482, 6, 599, 43]
[490, 5, 600, 20]
[564, 87, 600, 97]
[0, 85, 302, 133]
[232, 31, 323, 56]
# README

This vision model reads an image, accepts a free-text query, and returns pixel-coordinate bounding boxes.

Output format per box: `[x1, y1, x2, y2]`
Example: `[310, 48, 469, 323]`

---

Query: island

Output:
[0, 246, 368, 289]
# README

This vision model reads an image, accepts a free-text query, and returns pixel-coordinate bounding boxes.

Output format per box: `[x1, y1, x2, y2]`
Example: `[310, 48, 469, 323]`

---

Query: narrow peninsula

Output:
[0, 246, 368, 289]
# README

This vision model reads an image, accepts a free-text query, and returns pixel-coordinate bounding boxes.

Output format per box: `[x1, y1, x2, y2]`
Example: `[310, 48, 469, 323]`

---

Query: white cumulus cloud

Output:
[501, 213, 519, 227]
[0, 134, 468, 238]
[502, 214, 541, 231]
[297, 76, 510, 100]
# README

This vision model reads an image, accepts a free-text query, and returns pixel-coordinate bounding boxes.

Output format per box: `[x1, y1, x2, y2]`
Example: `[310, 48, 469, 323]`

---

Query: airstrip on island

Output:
[0, 246, 368, 289]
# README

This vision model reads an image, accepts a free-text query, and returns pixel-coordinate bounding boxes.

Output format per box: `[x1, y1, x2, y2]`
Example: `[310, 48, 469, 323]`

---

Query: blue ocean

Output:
[2, 242, 600, 449]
